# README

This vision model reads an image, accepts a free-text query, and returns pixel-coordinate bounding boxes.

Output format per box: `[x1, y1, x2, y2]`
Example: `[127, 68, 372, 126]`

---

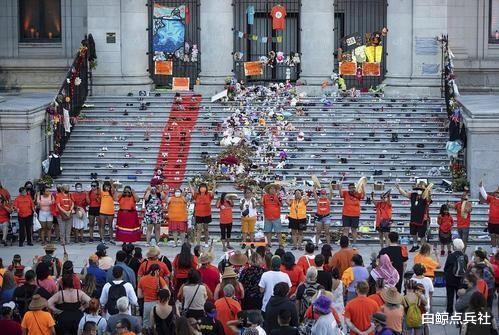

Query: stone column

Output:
[88, 0, 152, 95]
[299, 0, 335, 92]
[196, 0, 233, 95]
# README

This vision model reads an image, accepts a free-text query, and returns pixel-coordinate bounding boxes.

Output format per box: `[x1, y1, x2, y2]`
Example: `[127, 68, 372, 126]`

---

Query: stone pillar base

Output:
[383, 76, 442, 97]
[91, 76, 153, 95]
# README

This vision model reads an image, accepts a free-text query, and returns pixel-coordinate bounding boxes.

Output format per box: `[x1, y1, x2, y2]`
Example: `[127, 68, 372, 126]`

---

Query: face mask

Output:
[175, 191, 181, 197]
[21, 191, 27, 196]
[416, 190, 422, 195]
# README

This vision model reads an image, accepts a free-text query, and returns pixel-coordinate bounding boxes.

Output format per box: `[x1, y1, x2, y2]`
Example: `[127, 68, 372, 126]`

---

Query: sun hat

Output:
[372, 312, 387, 325]
[312, 295, 332, 314]
[44, 244, 57, 251]
[229, 251, 248, 266]
[380, 287, 403, 305]
[263, 182, 281, 194]
[222, 266, 237, 279]
[2, 301, 15, 310]
[199, 251, 214, 265]
[146, 246, 161, 258]
[29, 295, 48, 311]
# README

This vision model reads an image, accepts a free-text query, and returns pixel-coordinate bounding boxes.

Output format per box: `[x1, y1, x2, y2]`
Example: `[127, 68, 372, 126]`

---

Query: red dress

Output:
[116, 196, 141, 242]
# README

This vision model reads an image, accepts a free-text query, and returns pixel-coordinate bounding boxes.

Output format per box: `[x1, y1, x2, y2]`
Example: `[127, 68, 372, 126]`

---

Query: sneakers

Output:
[409, 245, 420, 252]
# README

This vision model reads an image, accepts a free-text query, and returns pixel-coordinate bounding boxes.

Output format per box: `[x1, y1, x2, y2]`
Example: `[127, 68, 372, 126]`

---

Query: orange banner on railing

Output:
[244, 61, 263, 76]
[362, 62, 381, 76]
[339, 61, 357, 76]
[155, 60, 173, 75]
[172, 77, 190, 91]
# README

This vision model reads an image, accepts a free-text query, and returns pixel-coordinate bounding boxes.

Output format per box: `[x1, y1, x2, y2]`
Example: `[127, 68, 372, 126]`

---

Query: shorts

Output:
[316, 214, 331, 225]
[195, 215, 212, 225]
[241, 216, 257, 234]
[376, 226, 391, 233]
[289, 218, 307, 231]
[439, 231, 452, 244]
[410, 221, 428, 238]
[342, 216, 360, 228]
[99, 214, 114, 222]
[220, 223, 232, 240]
[88, 207, 100, 217]
[170, 221, 187, 233]
[38, 210, 53, 222]
[488, 223, 499, 235]
[264, 218, 282, 233]
[458, 228, 469, 242]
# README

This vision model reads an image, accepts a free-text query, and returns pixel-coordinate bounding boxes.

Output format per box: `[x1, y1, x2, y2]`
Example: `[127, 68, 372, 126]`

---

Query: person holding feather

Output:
[396, 180, 433, 253]
[453, 191, 472, 251]
[338, 177, 366, 246]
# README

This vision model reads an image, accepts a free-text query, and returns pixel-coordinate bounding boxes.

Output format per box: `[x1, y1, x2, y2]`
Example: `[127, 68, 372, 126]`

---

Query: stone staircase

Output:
[51, 92, 490, 245]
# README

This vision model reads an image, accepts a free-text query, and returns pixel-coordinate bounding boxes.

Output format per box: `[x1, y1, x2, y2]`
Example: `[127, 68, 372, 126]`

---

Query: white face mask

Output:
[75, 188, 82, 192]
[416, 190, 422, 195]
[175, 191, 181, 197]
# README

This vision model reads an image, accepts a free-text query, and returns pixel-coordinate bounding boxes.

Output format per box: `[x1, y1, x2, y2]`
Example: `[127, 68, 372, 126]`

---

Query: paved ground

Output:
[0, 241, 475, 335]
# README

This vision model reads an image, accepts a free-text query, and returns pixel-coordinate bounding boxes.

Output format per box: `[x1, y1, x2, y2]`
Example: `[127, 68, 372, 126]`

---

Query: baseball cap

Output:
[97, 243, 108, 252]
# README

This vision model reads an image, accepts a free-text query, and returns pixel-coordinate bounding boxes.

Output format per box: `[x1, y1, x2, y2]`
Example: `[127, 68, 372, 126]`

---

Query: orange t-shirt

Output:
[454, 202, 471, 228]
[262, 194, 281, 220]
[218, 200, 233, 224]
[297, 255, 316, 275]
[477, 279, 489, 300]
[368, 292, 384, 308]
[280, 265, 305, 296]
[138, 259, 171, 278]
[305, 305, 341, 325]
[375, 202, 392, 228]
[119, 196, 136, 211]
[438, 214, 453, 233]
[88, 190, 101, 208]
[344, 296, 380, 335]
[56, 193, 73, 212]
[316, 198, 331, 216]
[487, 195, 499, 224]
[215, 297, 242, 335]
[330, 248, 357, 277]
[341, 190, 363, 217]
[21, 310, 55, 335]
[13, 195, 34, 218]
[0, 204, 10, 223]
[138, 275, 167, 302]
[194, 192, 213, 217]
[99, 191, 115, 215]
[168, 196, 187, 222]
[413, 254, 439, 278]
[71, 192, 87, 209]
[172, 255, 199, 279]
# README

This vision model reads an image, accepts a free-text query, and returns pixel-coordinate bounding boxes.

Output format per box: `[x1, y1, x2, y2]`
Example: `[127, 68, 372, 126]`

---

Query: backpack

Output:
[299, 283, 321, 316]
[452, 254, 466, 278]
[40, 255, 60, 277]
[105, 281, 127, 315]
[298, 307, 316, 335]
[405, 297, 422, 328]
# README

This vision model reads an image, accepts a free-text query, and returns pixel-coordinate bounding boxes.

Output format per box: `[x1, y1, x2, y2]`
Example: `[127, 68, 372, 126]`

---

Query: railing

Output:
[51, 38, 90, 155]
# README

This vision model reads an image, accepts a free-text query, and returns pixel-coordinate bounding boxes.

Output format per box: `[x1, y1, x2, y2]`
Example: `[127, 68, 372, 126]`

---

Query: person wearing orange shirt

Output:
[329, 235, 358, 277]
[373, 190, 393, 248]
[137, 263, 169, 330]
[172, 242, 199, 294]
[216, 193, 234, 251]
[0, 190, 12, 247]
[138, 246, 171, 282]
[413, 243, 440, 279]
[214, 284, 242, 335]
[453, 192, 472, 251]
[189, 182, 216, 247]
[297, 242, 316, 275]
[313, 186, 333, 246]
[115, 186, 140, 243]
[167, 188, 188, 247]
[344, 281, 380, 335]
[261, 184, 283, 248]
[13, 186, 35, 247]
[280, 252, 305, 297]
[479, 181, 499, 254]
[71, 182, 88, 244]
[286, 189, 309, 250]
[338, 182, 365, 246]
[87, 181, 101, 242]
[56, 184, 74, 246]
[0, 181, 11, 203]
[437, 204, 454, 256]
[98, 181, 116, 243]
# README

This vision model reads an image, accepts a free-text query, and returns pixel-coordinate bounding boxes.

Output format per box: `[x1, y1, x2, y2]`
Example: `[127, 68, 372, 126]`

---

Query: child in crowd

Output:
[437, 204, 454, 256]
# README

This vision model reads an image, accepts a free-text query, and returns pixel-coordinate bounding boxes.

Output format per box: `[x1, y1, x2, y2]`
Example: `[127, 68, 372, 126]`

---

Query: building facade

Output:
[0, 0, 498, 95]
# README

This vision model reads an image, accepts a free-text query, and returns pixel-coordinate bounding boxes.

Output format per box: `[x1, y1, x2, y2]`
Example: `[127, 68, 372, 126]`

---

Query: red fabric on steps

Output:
[155, 94, 202, 189]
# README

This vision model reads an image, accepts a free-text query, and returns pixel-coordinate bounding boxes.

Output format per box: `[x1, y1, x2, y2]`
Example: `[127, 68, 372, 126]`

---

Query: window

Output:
[490, 0, 499, 43]
[19, 0, 61, 43]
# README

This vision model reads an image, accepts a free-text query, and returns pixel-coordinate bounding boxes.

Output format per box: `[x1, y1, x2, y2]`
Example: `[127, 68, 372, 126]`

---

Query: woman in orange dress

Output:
[115, 186, 141, 243]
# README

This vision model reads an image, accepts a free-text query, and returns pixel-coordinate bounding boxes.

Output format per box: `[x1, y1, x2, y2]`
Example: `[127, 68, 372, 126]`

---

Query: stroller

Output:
[0, 219, 17, 246]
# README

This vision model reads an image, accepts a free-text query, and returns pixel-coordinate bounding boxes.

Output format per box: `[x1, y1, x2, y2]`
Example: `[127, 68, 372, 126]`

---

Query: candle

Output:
[30, 27, 35, 38]
[48, 32, 53, 39]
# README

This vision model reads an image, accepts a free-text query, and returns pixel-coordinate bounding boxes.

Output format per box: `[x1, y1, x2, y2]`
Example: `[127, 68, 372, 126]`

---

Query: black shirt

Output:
[410, 193, 429, 225]
[316, 270, 333, 292]
[379, 245, 408, 281]
[198, 316, 225, 335]
[271, 325, 300, 335]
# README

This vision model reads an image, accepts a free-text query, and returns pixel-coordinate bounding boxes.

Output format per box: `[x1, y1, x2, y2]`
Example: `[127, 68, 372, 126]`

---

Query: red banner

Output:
[339, 61, 357, 76]
[172, 77, 190, 91]
[362, 62, 381, 76]
[155, 60, 173, 75]
[244, 61, 263, 76]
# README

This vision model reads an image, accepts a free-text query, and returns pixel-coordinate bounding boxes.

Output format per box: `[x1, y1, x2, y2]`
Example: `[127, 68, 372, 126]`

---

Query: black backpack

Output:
[453, 254, 466, 278]
[299, 283, 321, 317]
[105, 281, 127, 315]
[40, 255, 60, 277]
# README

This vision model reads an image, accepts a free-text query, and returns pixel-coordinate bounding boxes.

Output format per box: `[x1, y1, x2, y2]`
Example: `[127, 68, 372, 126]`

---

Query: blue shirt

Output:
[106, 262, 136, 289]
[85, 264, 107, 291]
[247, 5, 255, 25]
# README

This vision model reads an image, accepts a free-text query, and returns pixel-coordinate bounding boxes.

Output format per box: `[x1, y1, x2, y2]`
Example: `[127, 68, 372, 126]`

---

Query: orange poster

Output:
[155, 60, 173, 75]
[172, 77, 190, 91]
[339, 61, 357, 76]
[244, 61, 263, 76]
[362, 62, 381, 76]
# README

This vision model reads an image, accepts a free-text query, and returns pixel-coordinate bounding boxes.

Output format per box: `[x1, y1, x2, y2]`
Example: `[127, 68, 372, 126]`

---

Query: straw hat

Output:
[229, 251, 248, 266]
[146, 246, 161, 258]
[380, 287, 403, 305]
[199, 251, 214, 265]
[44, 244, 57, 251]
[413, 180, 428, 191]
[29, 295, 47, 311]
[263, 182, 281, 194]
[222, 266, 237, 279]
[372, 313, 387, 325]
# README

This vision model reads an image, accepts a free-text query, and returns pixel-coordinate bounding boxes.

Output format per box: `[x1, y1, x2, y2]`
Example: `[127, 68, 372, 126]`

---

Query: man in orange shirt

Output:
[13, 187, 35, 247]
[138, 246, 170, 281]
[344, 281, 380, 335]
[453, 192, 472, 250]
[261, 184, 282, 248]
[214, 284, 241, 335]
[339, 182, 365, 246]
[330, 235, 357, 277]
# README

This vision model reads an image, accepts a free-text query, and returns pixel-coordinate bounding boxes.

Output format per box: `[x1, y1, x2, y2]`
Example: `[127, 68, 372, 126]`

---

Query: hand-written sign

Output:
[155, 60, 173, 75]
[362, 62, 381, 76]
[244, 61, 263, 76]
[172, 77, 190, 91]
[339, 61, 357, 76]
